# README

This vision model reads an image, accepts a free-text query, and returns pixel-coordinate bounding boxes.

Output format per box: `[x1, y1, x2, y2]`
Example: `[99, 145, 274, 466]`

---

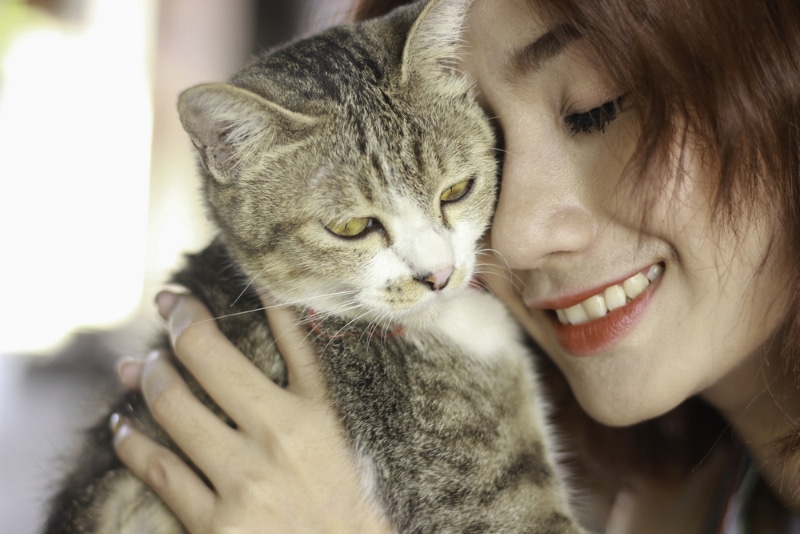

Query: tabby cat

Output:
[44, 0, 583, 532]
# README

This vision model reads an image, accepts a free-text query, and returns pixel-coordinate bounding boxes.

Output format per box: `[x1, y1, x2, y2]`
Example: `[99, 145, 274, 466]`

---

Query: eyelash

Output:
[564, 96, 625, 136]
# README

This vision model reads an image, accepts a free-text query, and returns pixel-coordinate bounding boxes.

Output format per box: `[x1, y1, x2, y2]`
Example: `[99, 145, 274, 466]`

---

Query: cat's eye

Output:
[440, 179, 474, 203]
[326, 217, 377, 238]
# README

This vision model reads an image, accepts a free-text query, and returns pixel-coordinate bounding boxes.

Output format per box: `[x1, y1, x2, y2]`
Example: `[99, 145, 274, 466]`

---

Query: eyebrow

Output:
[507, 24, 581, 76]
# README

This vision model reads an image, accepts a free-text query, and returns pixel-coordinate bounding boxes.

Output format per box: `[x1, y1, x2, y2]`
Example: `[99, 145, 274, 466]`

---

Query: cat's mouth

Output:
[377, 272, 473, 324]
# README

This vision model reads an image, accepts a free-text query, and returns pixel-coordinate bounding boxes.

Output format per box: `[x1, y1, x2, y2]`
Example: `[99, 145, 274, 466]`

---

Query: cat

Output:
[44, 0, 583, 532]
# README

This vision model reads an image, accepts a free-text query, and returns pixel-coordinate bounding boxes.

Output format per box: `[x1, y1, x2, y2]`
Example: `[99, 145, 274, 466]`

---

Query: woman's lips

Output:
[530, 264, 664, 356]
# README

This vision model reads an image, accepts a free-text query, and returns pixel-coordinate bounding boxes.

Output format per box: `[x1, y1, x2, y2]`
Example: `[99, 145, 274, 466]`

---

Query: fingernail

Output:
[110, 414, 133, 448]
[109, 412, 122, 433]
[116, 357, 143, 390]
[146, 348, 166, 361]
[156, 291, 180, 319]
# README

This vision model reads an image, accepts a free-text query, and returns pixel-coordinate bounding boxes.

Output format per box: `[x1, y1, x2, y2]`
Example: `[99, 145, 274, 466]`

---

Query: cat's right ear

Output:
[400, 0, 472, 93]
[178, 84, 316, 184]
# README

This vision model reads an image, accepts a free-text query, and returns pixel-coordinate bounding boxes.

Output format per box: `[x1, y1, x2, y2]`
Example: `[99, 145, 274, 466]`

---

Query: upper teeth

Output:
[555, 264, 663, 325]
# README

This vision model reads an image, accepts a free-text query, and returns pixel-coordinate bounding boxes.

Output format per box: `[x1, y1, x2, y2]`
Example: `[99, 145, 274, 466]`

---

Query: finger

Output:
[265, 303, 326, 399]
[141, 349, 238, 483]
[111, 413, 215, 532]
[157, 291, 281, 427]
[116, 356, 144, 391]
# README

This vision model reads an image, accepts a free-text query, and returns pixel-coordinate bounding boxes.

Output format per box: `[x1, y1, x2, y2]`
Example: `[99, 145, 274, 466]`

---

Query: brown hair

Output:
[349, 0, 800, 499]
[526, 0, 800, 379]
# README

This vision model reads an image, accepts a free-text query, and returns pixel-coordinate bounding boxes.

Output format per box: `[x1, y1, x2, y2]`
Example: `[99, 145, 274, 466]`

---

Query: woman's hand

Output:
[112, 291, 390, 533]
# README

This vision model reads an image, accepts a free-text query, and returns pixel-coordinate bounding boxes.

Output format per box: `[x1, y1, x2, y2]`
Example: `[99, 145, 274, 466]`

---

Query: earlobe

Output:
[178, 83, 317, 184]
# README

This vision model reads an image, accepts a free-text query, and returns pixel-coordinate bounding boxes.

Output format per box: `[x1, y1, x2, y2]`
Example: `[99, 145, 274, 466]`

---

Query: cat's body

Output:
[45, 1, 583, 532]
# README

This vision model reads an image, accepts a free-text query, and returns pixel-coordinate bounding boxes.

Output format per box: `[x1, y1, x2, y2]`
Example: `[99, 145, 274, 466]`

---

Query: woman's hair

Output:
[527, 0, 800, 381]
[526, 0, 800, 472]
[348, 0, 800, 488]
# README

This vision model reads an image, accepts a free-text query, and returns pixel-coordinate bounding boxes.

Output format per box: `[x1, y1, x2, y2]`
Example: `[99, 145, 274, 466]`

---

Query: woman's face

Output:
[464, 0, 789, 426]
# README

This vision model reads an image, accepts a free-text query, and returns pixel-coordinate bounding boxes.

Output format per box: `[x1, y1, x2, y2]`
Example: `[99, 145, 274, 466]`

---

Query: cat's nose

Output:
[418, 267, 454, 291]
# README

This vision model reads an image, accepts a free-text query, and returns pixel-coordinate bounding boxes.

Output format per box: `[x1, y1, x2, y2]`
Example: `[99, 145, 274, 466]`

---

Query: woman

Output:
[112, 0, 800, 531]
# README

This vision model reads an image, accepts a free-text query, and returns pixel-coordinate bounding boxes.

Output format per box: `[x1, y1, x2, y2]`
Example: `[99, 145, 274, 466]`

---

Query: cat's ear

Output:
[178, 83, 317, 184]
[400, 0, 472, 90]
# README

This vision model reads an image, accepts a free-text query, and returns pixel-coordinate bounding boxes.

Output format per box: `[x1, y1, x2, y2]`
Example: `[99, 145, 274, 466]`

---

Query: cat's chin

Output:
[375, 288, 467, 332]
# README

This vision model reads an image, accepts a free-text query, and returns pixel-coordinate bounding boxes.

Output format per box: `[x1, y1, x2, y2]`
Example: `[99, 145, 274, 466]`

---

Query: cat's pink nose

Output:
[421, 267, 454, 291]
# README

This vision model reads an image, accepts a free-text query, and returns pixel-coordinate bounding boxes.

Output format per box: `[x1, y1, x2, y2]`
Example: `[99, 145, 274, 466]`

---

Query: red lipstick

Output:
[536, 266, 662, 356]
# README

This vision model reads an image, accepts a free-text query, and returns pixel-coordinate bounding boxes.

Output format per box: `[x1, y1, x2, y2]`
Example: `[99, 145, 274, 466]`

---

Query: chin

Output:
[581, 404, 653, 428]
[387, 292, 463, 332]
[571, 381, 688, 428]
[392, 301, 445, 329]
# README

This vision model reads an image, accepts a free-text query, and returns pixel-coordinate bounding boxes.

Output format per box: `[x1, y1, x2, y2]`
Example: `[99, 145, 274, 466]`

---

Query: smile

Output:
[553, 264, 664, 325]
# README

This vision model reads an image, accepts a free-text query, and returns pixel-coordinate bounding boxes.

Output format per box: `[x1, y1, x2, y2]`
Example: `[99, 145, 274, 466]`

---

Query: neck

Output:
[701, 327, 800, 512]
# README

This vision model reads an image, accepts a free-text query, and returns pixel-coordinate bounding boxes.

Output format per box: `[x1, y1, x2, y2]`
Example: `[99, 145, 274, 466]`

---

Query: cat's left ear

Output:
[178, 83, 317, 184]
[400, 0, 472, 91]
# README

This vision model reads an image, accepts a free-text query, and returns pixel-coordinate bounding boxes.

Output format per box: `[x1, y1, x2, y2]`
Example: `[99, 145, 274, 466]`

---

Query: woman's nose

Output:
[491, 151, 597, 270]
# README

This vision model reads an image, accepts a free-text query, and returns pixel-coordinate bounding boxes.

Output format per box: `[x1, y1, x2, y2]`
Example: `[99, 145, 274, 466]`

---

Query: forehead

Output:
[462, 0, 605, 110]
[462, 0, 545, 98]
[464, 0, 550, 62]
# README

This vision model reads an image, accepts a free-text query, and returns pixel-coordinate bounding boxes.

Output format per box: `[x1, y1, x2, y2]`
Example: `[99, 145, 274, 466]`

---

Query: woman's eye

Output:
[564, 95, 626, 136]
[326, 217, 378, 238]
[440, 179, 474, 203]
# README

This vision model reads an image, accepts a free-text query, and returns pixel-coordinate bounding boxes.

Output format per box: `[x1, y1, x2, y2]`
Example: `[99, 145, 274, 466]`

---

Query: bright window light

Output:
[0, 1, 156, 355]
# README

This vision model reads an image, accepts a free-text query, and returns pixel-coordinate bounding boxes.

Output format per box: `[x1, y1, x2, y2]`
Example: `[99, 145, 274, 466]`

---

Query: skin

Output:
[465, 0, 799, 513]
[114, 292, 391, 533]
[466, 0, 795, 455]
[113, 0, 799, 531]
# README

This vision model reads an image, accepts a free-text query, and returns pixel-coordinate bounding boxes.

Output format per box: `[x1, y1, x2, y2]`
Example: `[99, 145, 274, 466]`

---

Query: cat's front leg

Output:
[90, 470, 185, 534]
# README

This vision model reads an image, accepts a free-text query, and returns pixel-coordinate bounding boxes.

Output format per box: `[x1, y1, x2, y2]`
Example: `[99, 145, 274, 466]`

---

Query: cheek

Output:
[488, 120, 561, 263]
[692, 234, 789, 375]
[489, 201, 537, 270]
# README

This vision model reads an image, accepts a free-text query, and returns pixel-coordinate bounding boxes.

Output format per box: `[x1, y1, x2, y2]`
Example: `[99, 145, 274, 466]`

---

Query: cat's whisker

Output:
[370, 310, 397, 351]
[201, 292, 362, 326]
[199, 309, 270, 324]
[310, 307, 380, 349]
[473, 264, 526, 293]
[295, 300, 363, 327]
[307, 309, 375, 356]
[475, 246, 525, 287]
[336, 310, 374, 339]
[360, 317, 383, 349]
[361, 320, 382, 351]
[299, 302, 363, 331]
[375, 312, 395, 351]
[230, 266, 268, 308]
[254, 289, 361, 310]
[284, 303, 334, 348]
[51, 1, 583, 529]
[473, 257, 516, 279]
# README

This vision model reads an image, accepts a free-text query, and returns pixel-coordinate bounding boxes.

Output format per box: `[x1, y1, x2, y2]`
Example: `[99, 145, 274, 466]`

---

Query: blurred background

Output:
[0, 0, 353, 530]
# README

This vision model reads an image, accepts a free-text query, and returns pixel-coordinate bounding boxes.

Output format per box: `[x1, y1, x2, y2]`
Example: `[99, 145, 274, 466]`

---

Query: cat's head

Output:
[178, 0, 497, 330]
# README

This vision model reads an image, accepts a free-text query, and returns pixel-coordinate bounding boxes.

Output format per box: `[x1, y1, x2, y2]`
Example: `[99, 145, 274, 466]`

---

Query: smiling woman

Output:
[100, 0, 800, 532]
[459, 0, 800, 530]
[470, 0, 791, 408]
[356, 0, 800, 530]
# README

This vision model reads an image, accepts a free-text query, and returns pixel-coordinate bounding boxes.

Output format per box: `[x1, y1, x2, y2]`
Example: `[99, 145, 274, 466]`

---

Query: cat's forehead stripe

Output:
[261, 33, 388, 104]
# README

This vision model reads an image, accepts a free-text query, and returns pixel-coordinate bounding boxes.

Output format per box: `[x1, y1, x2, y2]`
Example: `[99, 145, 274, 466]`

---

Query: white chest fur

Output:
[423, 289, 527, 362]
